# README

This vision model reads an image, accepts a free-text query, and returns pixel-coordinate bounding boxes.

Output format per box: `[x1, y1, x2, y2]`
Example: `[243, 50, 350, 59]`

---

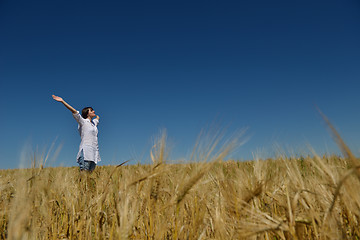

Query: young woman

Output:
[52, 95, 101, 172]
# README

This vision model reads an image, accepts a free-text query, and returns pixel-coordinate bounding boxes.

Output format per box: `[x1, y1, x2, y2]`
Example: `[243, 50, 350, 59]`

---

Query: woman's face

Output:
[88, 109, 96, 118]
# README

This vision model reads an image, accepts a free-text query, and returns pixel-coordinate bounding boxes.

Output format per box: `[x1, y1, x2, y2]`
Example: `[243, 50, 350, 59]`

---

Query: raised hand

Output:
[52, 95, 77, 113]
[52, 95, 63, 102]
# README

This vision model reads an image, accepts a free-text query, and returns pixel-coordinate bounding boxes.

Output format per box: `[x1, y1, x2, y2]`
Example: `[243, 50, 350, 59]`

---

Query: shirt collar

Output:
[85, 118, 95, 125]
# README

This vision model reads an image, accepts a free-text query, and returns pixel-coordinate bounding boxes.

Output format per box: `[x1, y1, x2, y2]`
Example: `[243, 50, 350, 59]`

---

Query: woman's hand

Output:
[52, 94, 77, 113]
[52, 95, 63, 102]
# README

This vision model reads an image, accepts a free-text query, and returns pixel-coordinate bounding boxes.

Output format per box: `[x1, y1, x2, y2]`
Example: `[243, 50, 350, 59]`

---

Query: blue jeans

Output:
[78, 150, 96, 172]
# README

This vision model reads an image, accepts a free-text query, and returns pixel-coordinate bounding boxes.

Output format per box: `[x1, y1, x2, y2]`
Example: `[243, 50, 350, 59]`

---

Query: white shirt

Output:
[73, 111, 101, 164]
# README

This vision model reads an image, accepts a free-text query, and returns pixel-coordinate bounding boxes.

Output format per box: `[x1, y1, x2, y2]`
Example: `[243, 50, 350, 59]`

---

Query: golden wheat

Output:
[1, 127, 360, 239]
[1, 154, 360, 239]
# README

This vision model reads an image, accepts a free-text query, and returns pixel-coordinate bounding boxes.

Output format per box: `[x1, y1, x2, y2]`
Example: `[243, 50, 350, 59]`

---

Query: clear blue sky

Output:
[1, 0, 360, 169]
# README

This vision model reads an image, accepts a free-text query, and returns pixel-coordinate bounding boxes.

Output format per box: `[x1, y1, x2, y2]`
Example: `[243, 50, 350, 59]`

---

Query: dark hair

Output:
[81, 107, 93, 119]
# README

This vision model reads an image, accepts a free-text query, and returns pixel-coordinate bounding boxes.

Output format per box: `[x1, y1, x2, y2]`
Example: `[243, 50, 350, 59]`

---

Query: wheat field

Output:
[1, 129, 360, 239]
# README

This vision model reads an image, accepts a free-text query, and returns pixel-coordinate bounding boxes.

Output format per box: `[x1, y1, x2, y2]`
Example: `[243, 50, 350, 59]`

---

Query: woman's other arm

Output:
[52, 95, 77, 114]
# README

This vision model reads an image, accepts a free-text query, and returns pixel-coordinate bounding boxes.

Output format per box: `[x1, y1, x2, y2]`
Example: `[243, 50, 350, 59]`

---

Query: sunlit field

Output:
[1, 128, 360, 239]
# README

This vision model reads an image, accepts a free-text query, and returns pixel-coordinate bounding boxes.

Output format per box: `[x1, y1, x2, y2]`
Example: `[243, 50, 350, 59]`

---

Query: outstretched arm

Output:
[52, 95, 77, 114]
